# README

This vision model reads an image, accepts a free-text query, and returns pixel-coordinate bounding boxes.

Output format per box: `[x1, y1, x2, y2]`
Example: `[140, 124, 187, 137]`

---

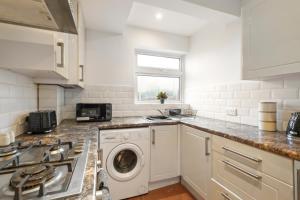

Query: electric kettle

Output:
[286, 112, 300, 137]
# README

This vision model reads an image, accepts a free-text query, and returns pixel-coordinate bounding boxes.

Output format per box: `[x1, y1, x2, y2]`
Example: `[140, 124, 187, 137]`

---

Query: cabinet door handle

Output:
[57, 42, 64, 68]
[152, 129, 155, 145]
[221, 192, 231, 200]
[297, 169, 300, 200]
[222, 147, 262, 163]
[79, 65, 84, 81]
[205, 137, 210, 156]
[222, 160, 262, 180]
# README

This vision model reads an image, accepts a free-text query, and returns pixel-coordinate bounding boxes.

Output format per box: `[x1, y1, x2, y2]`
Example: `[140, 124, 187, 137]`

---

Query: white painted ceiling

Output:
[80, 0, 133, 33]
[80, 0, 240, 35]
[127, 3, 207, 36]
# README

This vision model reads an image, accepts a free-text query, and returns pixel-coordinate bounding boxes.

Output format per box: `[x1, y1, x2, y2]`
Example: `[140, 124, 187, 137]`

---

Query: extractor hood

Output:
[0, 0, 78, 34]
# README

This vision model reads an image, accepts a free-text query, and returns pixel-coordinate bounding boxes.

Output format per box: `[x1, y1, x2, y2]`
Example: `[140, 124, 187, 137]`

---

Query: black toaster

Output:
[27, 110, 57, 134]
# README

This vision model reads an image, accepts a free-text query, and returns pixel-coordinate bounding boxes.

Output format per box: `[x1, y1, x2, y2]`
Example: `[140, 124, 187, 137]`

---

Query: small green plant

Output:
[157, 91, 168, 104]
[157, 91, 168, 100]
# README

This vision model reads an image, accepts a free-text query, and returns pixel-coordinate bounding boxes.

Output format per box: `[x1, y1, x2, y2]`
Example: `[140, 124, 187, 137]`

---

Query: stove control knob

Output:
[95, 190, 103, 200]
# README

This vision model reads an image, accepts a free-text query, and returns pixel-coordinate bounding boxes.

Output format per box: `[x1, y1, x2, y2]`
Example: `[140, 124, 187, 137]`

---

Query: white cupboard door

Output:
[242, 0, 300, 79]
[181, 126, 211, 200]
[78, 4, 85, 84]
[150, 125, 179, 182]
[78, 3, 86, 66]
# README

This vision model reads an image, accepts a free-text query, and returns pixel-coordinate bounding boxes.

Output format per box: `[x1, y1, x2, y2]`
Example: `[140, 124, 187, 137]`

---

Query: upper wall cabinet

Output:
[34, 4, 86, 88]
[242, 0, 300, 80]
[0, 23, 69, 80]
[0, 3, 85, 88]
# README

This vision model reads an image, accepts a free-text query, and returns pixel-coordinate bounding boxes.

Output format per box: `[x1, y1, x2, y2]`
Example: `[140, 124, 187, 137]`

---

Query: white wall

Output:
[63, 26, 190, 119]
[185, 19, 300, 131]
[85, 26, 190, 86]
[0, 69, 37, 135]
[185, 20, 241, 89]
[39, 85, 64, 123]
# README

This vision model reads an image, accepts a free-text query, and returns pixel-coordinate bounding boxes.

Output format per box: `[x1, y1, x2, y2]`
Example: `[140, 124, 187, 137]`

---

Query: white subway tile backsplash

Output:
[261, 80, 284, 89]
[0, 69, 37, 135]
[271, 89, 299, 99]
[234, 91, 250, 99]
[240, 81, 260, 90]
[283, 100, 300, 110]
[284, 77, 300, 88]
[186, 77, 300, 131]
[250, 90, 271, 99]
[63, 85, 189, 119]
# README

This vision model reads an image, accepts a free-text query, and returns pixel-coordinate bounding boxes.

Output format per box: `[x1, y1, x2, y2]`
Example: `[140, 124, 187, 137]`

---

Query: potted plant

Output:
[157, 91, 168, 104]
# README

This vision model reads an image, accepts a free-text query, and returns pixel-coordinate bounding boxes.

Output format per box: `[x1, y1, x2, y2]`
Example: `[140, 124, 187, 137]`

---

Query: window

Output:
[135, 50, 184, 103]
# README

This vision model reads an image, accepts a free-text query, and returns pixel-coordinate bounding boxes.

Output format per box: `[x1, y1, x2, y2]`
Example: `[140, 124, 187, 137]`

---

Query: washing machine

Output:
[100, 128, 150, 200]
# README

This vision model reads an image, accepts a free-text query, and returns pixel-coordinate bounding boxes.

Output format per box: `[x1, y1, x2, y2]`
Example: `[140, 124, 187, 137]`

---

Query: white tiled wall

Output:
[0, 69, 37, 135]
[185, 77, 300, 131]
[63, 85, 189, 119]
[39, 85, 64, 124]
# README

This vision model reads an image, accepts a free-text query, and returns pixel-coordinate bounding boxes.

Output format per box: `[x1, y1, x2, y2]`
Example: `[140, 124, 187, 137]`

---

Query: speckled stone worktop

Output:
[97, 116, 300, 161]
[17, 120, 100, 200]
[16, 116, 300, 199]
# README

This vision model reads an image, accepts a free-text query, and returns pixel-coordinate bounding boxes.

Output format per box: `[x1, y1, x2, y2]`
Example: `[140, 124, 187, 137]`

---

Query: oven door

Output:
[106, 144, 144, 182]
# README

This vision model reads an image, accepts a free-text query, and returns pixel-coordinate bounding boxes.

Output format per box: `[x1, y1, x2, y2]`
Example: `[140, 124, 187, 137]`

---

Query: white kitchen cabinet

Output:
[211, 135, 294, 200]
[34, 4, 86, 88]
[77, 3, 86, 85]
[0, 2, 85, 88]
[242, 0, 300, 79]
[0, 23, 69, 79]
[181, 125, 211, 200]
[150, 125, 180, 182]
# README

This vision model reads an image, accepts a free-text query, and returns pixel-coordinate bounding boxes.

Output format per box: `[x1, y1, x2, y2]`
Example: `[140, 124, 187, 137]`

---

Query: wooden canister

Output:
[258, 102, 277, 132]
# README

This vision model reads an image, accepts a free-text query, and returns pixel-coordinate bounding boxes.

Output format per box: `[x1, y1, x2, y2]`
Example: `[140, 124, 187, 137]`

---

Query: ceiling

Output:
[127, 3, 208, 36]
[80, 0, 133, 33]
[80, 0, 240, 36]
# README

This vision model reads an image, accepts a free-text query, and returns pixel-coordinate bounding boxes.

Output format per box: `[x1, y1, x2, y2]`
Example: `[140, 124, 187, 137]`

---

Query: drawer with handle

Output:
[209, 178, 242, 200]
[212, 150, 293, 200]
[212, 135, 293, 185]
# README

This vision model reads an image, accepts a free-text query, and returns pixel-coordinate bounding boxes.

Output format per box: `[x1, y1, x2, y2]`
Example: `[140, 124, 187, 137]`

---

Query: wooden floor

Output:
[128, 184, 196, 200]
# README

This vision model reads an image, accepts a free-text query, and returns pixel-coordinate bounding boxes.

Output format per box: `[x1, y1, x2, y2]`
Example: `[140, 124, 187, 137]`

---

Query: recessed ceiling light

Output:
[155, 13, 163, 20]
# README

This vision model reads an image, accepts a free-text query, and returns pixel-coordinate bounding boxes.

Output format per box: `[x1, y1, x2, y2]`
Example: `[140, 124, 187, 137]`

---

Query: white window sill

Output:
[134, 101, 184, 105]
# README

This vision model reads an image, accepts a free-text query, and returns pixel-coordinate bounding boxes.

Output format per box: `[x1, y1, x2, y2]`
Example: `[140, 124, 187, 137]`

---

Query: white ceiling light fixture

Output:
[155, 12, 163, 20]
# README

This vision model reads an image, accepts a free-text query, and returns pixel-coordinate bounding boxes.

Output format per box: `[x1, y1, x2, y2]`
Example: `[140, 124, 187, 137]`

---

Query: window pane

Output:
[137, 75, 180, 101]
[137, 54, 180, 70]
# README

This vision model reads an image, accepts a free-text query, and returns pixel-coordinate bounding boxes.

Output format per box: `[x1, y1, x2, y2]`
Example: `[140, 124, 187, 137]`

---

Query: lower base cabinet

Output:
[150, 125, 180, 182]
[181, 125, 211, 200]
[210, 135, 294, 200]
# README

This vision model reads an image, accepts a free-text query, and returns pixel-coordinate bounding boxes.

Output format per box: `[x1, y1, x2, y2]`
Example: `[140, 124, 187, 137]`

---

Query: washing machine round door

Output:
[106, 143, 144, 182]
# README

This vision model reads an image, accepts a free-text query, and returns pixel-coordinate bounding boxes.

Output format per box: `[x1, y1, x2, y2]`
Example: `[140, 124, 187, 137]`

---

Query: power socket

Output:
[226, 107, 237, 116]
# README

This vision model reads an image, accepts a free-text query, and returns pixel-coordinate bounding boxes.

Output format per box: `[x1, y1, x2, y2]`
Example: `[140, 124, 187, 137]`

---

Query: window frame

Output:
[134, 49, 185, 104]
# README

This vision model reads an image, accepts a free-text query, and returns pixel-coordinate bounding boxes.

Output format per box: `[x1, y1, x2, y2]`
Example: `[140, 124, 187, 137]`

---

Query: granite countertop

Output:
[15, 116, 300, 199]
[16, 120, 100, 200]
[97, 116, 300, 161]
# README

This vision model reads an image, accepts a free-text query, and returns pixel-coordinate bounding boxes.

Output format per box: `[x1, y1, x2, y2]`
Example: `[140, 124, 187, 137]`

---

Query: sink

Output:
[146, 116, 171, 120]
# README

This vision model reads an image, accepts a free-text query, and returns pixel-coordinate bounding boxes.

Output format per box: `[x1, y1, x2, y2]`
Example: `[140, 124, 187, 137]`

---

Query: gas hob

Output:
[0, 138, 90, 200]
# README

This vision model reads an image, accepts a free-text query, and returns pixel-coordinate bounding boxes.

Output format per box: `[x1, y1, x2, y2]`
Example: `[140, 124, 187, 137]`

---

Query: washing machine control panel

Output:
[100, 128, 149, 143]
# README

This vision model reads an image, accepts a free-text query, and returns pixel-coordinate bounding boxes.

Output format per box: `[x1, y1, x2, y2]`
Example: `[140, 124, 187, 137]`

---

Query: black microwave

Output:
[76, 103, 112, 122]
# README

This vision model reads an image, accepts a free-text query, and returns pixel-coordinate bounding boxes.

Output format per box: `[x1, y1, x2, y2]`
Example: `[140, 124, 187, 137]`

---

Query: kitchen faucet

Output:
[157, 109, 165, 116]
